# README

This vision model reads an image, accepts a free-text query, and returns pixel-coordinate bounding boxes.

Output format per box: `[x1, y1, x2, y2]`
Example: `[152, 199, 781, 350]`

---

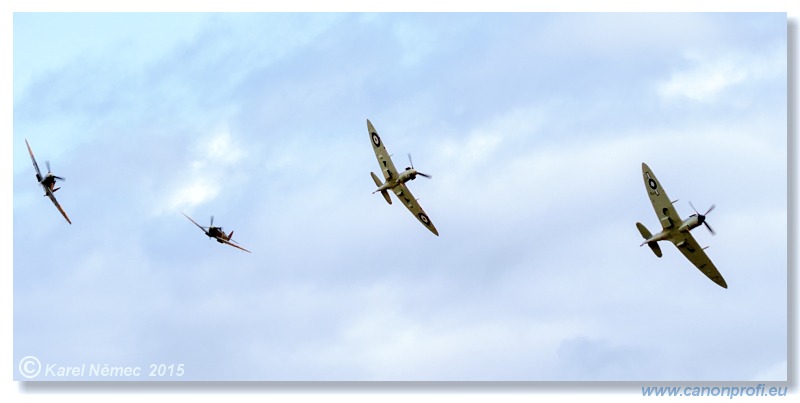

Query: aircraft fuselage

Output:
[206, 227, 225, 239]
[642, 215, 703, 245]
[37, 173, 60, 194]
[375, 168, 418, 192]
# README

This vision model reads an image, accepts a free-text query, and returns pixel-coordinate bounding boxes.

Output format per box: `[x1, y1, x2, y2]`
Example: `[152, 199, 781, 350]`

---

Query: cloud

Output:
[656, 46, 785, 102]
[161, 127, 247, 215]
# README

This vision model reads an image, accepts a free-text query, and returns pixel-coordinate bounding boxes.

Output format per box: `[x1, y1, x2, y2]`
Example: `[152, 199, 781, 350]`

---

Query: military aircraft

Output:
[636, 162, 726, 288]
[25, 139, 71, 224]
[182, 213, 251, 253]
[367, 119, 439, 236]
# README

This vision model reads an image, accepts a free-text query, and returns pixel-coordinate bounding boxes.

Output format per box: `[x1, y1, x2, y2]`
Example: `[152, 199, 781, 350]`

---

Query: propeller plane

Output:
[636, 162, 726, 288]
[182, 213, 251, 253]
[367, 119, 439, 236]
[25, 139, 71, 224]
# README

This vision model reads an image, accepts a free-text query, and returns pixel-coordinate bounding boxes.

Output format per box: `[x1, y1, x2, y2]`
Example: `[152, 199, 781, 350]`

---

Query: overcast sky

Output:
[11, 12, 787, 381]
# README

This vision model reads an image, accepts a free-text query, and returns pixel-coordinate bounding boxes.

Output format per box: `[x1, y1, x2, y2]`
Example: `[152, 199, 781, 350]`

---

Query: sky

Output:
[9, 12, 787, 382]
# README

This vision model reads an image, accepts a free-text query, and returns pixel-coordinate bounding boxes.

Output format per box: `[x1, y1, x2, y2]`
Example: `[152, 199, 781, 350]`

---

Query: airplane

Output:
[636, 162, 727, 288]
[182, 213, 251, 253]
[367, 119, 439, 236]
[25, 139, 71, 224]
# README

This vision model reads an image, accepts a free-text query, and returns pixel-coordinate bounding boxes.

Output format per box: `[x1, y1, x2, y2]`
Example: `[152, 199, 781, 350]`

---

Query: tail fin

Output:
[636, 222, 662, 258]
[228, 230, 234, 241]
[371, 172, 392, 205]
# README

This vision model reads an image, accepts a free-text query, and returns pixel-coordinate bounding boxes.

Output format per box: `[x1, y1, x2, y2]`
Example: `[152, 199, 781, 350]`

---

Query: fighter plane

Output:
[636, 162, 727, 288]
[25, 139, 71, 224]
[182, 213, 251, 253]
[367, 119, 439, 236]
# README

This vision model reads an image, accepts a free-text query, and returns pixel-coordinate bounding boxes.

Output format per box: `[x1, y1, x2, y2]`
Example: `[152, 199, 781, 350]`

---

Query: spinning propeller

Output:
[208, 215, 222, 231]
[689, 201, 715, 235]
[406, 154, 432, 178]
[45, 161, 65, 182]
[198, 216, 220, 232]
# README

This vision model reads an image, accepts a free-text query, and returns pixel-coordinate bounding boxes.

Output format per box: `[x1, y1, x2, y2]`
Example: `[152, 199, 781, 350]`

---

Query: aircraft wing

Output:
[182, 212, 206, 232]
[217, 237, 252, 253]
[673, 232, 727, 288]
[642, 162, 683, 230]
[394, 183, 439, 236]
[25, 139, 43, 182]
[44, 186, 71, 224]
[367, 119, 400, 182]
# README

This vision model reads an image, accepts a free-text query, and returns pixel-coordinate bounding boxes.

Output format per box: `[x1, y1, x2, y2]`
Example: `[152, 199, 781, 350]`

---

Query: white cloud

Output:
[438, 105, 547, 169]
[202, 129, 245, 165]
[161, 128, 246, 214]
[656, 46, 785, 102]
[167, 178, 221, 212]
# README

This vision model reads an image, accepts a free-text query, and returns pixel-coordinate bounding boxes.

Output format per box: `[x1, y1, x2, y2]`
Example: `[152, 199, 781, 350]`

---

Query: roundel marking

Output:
[648, 178, 657, 190]
[418, 212, 431, 226]
[371, 132, 381, 147]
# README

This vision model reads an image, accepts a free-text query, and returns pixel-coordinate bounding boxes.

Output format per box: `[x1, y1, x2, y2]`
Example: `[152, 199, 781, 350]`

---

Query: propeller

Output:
[689, 201, 716, 235]
[45, 160, 65, 181]
[407, 154, 432, 179]
[208, 215, 222, 231]
[197, 215, 213, 231]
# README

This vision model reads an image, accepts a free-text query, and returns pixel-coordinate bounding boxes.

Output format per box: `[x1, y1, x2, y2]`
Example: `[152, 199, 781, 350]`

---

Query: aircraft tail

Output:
[371, 172, 392, 205]
[636, 222, 662, 258]
[228, 230, 234, 240]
